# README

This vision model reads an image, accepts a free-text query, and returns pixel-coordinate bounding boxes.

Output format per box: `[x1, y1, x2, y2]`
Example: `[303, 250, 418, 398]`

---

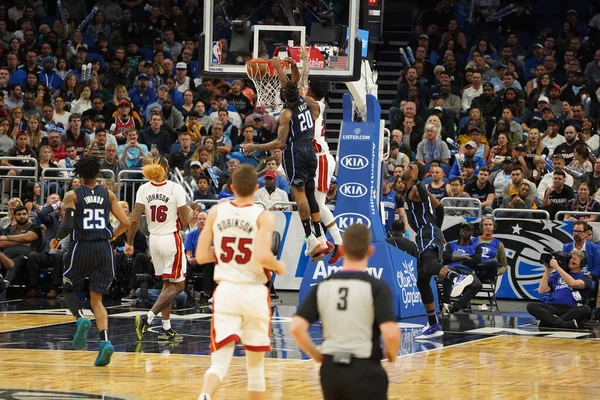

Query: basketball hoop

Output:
[246, 59, 289, 113]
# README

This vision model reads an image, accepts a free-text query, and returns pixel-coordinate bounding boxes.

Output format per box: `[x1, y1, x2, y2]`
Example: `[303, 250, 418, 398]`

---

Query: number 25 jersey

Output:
[73, 185, 113, 241]
[135, 180, 187, 236]
[213, 202, 270, 285]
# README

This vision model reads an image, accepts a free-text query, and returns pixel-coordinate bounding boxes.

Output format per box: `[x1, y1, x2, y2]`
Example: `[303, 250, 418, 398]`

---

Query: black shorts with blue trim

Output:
[283, 142, 317, 189]
[63, 240, 114, 293]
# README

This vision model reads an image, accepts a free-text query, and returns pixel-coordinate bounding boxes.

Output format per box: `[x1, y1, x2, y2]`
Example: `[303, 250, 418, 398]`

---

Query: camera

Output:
[540, 250, 571, 270]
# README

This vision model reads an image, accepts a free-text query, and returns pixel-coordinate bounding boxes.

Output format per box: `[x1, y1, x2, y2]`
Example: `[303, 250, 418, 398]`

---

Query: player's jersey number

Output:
[150, 205, 168, 222]
[83, 209, 106, 230]
[298, 109, 314, 131]
[220, 237, 252, 264]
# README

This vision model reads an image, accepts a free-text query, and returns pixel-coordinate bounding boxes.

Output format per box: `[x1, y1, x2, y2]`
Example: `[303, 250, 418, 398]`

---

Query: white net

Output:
[246, 60, 288, 113]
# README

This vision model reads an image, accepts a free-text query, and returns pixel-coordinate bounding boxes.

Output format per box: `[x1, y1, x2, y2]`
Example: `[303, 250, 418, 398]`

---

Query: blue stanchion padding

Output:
[299, 94, 437, 318]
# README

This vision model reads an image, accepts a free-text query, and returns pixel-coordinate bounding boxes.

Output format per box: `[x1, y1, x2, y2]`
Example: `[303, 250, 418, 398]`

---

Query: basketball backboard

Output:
[199, 0, 362, 81]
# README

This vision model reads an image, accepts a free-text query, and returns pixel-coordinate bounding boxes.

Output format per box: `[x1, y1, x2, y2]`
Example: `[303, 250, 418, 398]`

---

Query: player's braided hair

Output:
[74, 155, 102, 180]
[142, 156, 168, 182]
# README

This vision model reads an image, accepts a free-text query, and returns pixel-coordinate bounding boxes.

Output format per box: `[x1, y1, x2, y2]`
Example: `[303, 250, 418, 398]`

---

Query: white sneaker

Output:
[441, 303, 452, 315]
[305, 234, 326, 256]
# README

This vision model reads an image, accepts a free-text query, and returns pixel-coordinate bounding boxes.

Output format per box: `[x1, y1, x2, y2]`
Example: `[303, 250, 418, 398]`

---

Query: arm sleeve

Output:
[295, 285, 320, 324]
[55, 208, 76, 241]
[372, 280, 396, 324]
[435, 203, 444, 228]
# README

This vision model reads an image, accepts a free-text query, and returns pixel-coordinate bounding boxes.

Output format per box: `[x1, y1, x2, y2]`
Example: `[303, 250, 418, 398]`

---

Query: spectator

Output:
[138, 113, 171, 155]
[217, 158, 239, 190]
[184, 211, 214, 301]
[61, 113, 89, 157]
[416, 123, 450, 165]
[500, 182, 535, 218]
[554, 125, 585, 166]
[585, 159, 600, 195]
[117, 128, 148, 169]
[459, 125, 488, 160]
[541, 118, 565, 156]
[210, 121, 232, 155]
[445, 177, 475, 217]
[258, 156, 289, 193]
[0, 205, 43, 296]
[101, 143, 126, 178]
[168, 132, 195, 173]
[426, 166, 448, 201]
[487, 132, 512, 168]
[461, 70, 483, 112]
[465, 167, 495, 215]
[542, 170, 575, 219]
[492, 107, 523, 148]
[255, 172, 289, 210]
[128, 74, 157, 116]
[565, 183, 600, 222]
[250, 114, 274, 145]
[193, 176, 217, 203]
[526, 250, 593, 329]
[448, 140, 487, 180]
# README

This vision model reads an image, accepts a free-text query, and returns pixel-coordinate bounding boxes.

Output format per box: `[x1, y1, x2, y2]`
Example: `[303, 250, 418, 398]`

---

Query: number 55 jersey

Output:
[213, 202, 271, 285]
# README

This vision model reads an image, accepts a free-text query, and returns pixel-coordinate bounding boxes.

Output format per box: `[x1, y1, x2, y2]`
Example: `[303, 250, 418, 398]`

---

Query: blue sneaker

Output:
[94, 340, 114, 366]
[450, 274, 474, 298]
[415, 323, 444, 340]
[73, 318, 91, 350]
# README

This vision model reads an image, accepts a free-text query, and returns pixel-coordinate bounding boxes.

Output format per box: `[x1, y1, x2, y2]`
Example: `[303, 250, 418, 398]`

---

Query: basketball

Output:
[246, 58, 270, 79]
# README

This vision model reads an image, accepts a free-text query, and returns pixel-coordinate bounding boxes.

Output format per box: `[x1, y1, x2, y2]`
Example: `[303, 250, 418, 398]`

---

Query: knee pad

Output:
[305, 188, 319, 214]
[246, 351, 266, 392]
[62, 277, 75, 293]
[206, 343, 235, 381]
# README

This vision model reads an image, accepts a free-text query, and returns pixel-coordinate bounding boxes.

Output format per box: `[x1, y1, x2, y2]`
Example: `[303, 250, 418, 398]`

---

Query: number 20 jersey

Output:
[213, 202, 270, 285]
[135, 180, 187, 236]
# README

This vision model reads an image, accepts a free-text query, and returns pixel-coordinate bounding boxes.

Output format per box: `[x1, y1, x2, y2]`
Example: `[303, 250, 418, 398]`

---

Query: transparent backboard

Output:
[200, 0, 361, 81]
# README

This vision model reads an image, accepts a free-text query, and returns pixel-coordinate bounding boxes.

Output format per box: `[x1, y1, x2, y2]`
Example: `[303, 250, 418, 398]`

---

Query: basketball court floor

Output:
[1, 294, 599, 399]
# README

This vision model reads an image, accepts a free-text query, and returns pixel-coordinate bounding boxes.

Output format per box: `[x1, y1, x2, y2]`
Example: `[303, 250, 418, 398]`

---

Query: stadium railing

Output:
[39, 168, 115, 205]
[555, 211, 600, 220]
[492, 208, 550, 220]
[117, 170, 146, 206]
[440, 197, 482, 217]
[0, 157, 38, 211]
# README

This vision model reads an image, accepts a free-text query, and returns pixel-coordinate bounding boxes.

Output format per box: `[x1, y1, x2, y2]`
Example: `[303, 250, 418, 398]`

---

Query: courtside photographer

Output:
[527, 250, 594, 329]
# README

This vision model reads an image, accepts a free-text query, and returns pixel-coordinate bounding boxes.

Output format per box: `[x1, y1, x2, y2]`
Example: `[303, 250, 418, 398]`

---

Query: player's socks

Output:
[321, 221, 343, 245]
[427, 310, 438, 326]
[313, 221, 323, 238]
[162, 319, 171, 330]
[99, 329, 108, 341]
[301, 219, 312, 237]
[446, 270, 458, 282]
[147, 310, 156, 324]
[64, 291, 84, 319]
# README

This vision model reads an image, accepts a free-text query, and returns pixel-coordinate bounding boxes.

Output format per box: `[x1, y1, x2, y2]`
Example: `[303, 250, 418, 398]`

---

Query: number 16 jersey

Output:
[136, 180, 187, 235]
[213, 202, 270, 285]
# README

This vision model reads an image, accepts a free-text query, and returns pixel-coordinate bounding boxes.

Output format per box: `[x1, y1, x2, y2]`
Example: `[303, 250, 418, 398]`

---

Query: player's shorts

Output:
[210, 281, 271, 352]
[315, 152, 336, 192]
[149, 233, 187, 282]
[283, 142, 317, 189]
[63, 240, 114, 293]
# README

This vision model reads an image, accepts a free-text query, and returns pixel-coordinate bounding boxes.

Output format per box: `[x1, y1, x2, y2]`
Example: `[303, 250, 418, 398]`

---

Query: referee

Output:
[291, 224, 400, 400]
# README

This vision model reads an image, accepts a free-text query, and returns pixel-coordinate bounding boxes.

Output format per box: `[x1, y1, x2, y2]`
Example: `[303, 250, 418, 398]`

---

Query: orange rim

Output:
[246, 59, 290, 77]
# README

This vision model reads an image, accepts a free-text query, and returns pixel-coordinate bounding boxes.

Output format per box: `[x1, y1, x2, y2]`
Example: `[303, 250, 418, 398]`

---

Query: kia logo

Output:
[335, 212, 371, 231]
[340, 154, 368, 170]
[339, 182, 367, 198]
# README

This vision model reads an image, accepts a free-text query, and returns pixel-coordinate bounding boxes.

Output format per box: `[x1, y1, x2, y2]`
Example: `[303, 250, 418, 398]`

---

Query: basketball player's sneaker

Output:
[304, 234, 327, 256]
[73, 317, 91, 350]
[328, 245, 344, 265]
[310, 238, 334, 262]
[450, 274, 474, 298]
[158, 328, 183, 342]
[94, 340, 114, 366]
[135, 315, 150, 341]
[415, 323, 444, 340]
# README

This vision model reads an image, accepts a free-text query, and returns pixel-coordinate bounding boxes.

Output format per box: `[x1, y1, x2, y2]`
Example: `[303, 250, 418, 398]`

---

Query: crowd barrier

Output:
[39, 168, 115, 205]
[0, 157, 38, 211]
[441, 197, 482, 217]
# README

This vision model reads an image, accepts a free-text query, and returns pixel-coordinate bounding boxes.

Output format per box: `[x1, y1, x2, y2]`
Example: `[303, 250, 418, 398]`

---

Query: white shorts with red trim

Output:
[315, 152, 336, 193]
[210, 281, 271, 352]
[149, 233, 187, 282]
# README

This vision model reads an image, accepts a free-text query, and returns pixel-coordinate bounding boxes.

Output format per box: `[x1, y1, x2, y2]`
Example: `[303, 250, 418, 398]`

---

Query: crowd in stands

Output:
[0, 0, 347, 301]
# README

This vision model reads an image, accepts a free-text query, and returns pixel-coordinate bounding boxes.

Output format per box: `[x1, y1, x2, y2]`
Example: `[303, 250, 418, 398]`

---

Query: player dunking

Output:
[196, 164, 285, 400]
[127, 156, 191, 342]
[50, 156, 130, 366]
[242, 59, 329, 257]
[403, 162, 473, 339]
[295, 47, 343, 263]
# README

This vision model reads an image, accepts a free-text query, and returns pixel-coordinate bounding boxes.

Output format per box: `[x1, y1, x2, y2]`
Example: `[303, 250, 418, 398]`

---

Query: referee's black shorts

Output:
[283, 142, 317, 189]
[63, 240, 114, 294]
[320, 355, 388, 400]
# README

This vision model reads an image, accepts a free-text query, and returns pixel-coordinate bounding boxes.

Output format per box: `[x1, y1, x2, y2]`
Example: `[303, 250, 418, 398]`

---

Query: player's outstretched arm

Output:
[255, 210, 285, 275]
[196, 205, 218, 264]
[50, 190, 76, 250]
[110, 190, 130, 240]
[297, 45, 310, 96]
[242, 109, 290, 152]
[270, 57, 289, 86]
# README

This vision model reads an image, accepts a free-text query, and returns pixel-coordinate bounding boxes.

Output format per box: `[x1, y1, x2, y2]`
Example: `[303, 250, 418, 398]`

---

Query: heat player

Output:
[196, 164, 285, 400]
[126, 156, 191, 342]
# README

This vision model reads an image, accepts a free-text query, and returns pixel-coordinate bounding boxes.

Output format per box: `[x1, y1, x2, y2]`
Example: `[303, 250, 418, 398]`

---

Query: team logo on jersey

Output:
[339, 182, 367, 198]
[335, 212, 371, 232]
[340, 154, 368, 170]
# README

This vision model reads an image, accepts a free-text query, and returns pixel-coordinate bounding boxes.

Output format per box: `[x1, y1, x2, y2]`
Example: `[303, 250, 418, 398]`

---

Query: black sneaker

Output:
[135, 315, 149, 341]
[157, 328, 183, 342]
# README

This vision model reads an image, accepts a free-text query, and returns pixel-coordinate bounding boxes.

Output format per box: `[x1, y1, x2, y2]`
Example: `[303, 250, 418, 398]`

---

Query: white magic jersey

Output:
[213, 201, 270, 285]
[135, 180, 187, 235]
[312, 100, 329, 155]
